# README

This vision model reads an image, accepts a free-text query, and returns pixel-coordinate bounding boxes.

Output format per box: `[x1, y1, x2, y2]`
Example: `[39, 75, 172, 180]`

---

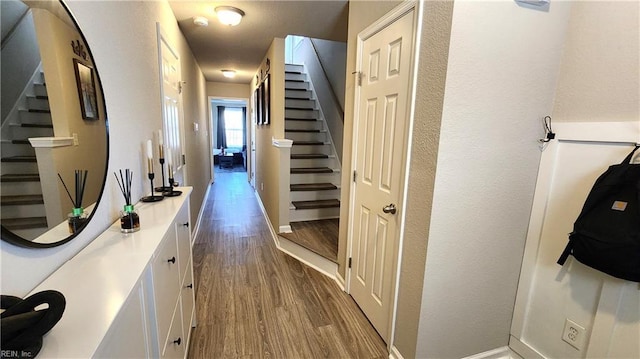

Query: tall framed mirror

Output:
[1, 0, 109, 248]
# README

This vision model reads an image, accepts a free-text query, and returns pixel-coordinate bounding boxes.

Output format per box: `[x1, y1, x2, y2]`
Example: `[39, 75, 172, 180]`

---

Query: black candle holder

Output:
[141, 172, 164, 202]
[154, 158, 173, 192]
[163, 177, 182, 197]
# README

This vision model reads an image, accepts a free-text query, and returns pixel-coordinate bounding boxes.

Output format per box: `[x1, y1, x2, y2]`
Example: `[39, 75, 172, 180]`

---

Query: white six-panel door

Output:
[349, 8, 416, 342]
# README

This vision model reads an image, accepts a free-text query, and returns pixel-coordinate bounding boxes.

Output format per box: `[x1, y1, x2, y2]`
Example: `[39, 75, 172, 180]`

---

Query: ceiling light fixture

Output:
[215, 6, 245, 26]
[193, 16, 209, 27]
[221, 70, 236, 78]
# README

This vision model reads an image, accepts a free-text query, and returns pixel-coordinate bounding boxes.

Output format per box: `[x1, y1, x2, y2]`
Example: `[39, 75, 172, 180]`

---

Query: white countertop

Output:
[30, 187, 192, 358]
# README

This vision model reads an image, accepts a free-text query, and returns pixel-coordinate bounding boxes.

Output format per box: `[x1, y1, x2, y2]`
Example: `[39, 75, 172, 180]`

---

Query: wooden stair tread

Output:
[285, 96, 312, 100]
[285, 129, 321, 133]
[0, 174, 40, 182]
[285, 70, 303, 75]
[11, 139, 31, 144]
[1, 195, 44, 205]
[285, 79, 306, 83]
[284, 88, 309, 92]
[285, 107, 315, 111]
[291, 167, 333, 174]
[285, 118, 319, 123]
[20, 123, 53, 128]
[291, 154, 329, 159]
[293, 141, 324, 146]
[292, 199, 340, 210]
[2, 216, 47, 229]
[1, 156, 37, 163]
[290, 183, 337, 191]
[27, 109, 51, 114]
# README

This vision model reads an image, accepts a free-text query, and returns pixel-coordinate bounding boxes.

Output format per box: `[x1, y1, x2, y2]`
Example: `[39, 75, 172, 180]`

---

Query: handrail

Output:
[309, 39, 345, 119]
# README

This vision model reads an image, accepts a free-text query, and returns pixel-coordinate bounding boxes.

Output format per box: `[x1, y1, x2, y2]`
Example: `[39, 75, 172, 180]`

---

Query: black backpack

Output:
[557, 145, 640, 282]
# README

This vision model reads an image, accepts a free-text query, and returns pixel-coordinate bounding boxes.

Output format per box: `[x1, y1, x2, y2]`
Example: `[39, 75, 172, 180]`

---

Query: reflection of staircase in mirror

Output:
[1, 70, 53, 239]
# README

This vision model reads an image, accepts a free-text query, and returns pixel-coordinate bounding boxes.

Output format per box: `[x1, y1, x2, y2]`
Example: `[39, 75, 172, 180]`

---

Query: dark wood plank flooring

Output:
[280, 219, 339, 263]
[188, 172, 387, 358]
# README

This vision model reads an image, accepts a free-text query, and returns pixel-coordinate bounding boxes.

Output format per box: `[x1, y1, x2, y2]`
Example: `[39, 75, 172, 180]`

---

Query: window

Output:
[224, 108, 244, 148]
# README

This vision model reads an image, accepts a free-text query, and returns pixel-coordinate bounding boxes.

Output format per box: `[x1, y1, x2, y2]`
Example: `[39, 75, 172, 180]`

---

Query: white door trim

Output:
[345, 0, 422, 349]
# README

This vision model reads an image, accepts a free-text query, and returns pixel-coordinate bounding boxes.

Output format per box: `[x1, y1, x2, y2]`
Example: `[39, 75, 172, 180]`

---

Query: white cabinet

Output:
[32, 188, 195, 359]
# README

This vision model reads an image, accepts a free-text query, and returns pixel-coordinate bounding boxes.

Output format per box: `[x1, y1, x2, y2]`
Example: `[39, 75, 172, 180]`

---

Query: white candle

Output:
[157, 130, 163, 145]
[146, 140, 153, 159]
[167, 148, 173, 178]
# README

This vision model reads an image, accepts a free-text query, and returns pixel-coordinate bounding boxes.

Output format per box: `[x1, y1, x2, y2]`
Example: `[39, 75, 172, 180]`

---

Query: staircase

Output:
[285, 64, 341, 223]
[1, 71, 53, 239]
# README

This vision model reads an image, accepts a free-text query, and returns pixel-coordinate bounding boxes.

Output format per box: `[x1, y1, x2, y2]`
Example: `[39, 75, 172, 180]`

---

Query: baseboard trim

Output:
[389, 346, 405, 359]
[509, 336, 543, 359]
[254, 191, 337, 280]
[462, 346, 513, 359]
[335, 271, 346, 291]
[279, 225, 292, 233]
[191, 180, 213, 246]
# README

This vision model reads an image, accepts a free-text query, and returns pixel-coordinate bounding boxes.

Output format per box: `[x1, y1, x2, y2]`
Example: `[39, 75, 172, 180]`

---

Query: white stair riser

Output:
[1, 203, 46, 218]
[285, 72, 306, 82]
[285, 81, 309, 90]
[285, 90, 312, 99]
[33, 84, 47, 97]
[285, 98, 316, 109]
[284, 120, 322, 131]
[291, 145, 330, 155]
[289, 207, 340, 223]
[290, 189, 341, 202]
[8, 125, 54, 139]
[11, 227, 48, 240]
[290, 172, 341, 183]
[26, 97, 50, 111]
[285, 64, 304, 72]
[286, 109, 318, 119]
[290, 157, 337, 168]
[0, 162, 39, 175]
[0, 181, 43, 195]
[1, 143, 35, 157]
[18, 110, 52, 125]
[285, 132, 326, 142]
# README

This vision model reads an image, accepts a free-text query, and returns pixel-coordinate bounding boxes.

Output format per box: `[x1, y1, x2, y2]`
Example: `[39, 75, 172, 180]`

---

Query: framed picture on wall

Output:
[73, 59, 99, 120]
[254, 87, 262, 125]
[263, 74, 270, 125]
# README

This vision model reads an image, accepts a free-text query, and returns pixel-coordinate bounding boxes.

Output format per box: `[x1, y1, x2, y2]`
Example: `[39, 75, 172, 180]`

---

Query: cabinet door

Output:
[176, 203, 191, 281]
[151, 230, 181, 349]
[181, 257, 196, 343]
[94, 281, 150, 358]
[162, 299, 185, 359]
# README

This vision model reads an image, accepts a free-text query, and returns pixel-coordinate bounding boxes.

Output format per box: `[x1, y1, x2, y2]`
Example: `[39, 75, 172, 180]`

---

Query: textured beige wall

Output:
[337, 0, 402, 279]
[552, 1, 639, 123]
[392, 2, 454, 357]
[253, 38, 285, 231]
[206, 81, 250, 99]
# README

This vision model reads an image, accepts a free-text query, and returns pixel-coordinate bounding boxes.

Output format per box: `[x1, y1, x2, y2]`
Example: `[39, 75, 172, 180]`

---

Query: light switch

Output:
[193, 122, 199, 132]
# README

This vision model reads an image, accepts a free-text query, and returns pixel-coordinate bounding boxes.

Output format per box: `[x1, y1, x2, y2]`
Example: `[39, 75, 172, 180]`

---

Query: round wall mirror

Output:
[1, 0, 108, 248]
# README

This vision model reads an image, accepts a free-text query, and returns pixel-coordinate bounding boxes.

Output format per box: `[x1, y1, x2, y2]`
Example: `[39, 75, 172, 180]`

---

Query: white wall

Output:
[511, 2, 639, 358]
[1, 0, 209, 298]
[309, 38, 346, 111]
[412, 1, 572, 357]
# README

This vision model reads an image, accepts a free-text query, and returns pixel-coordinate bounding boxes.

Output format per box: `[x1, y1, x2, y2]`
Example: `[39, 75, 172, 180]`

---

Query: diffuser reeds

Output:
[114, 169, 140, 233]
[58, 170, 89, 234]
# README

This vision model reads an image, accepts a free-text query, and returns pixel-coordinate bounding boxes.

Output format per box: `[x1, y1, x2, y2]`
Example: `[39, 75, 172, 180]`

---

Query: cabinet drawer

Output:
[176, 204, 191, 281]
[162, 299, 185, 359]
[152, 231, 180, 347]
[181, 258, 195, 343]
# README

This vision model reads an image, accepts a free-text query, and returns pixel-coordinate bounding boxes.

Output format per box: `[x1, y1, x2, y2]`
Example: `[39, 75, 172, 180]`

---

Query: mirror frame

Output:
[1, 0, 109, 248]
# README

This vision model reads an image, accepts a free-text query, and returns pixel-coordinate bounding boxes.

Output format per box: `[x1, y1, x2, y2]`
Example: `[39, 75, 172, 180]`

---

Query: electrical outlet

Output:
[562, 318, 586, 350]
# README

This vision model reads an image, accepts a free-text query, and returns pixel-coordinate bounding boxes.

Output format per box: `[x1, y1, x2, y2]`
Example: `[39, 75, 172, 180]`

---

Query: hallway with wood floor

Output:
[187, 172, 387, 358]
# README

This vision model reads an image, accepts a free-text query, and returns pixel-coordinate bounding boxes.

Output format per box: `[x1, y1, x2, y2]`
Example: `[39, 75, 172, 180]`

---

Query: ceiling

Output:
[168, 1, 349, 84]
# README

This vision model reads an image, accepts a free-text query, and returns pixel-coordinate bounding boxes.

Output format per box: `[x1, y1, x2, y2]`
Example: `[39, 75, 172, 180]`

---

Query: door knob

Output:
[382, 204, 397, 214]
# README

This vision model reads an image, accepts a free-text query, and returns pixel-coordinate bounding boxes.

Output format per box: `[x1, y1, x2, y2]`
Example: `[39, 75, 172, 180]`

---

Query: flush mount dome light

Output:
[215, 6, 245, 26]
[222, 70, 236, 78]
[193, 16, 209, 27]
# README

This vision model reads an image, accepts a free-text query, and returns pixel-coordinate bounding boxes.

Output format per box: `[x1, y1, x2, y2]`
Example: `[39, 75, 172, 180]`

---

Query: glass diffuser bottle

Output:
[67, 207, 88, 234]
[120, 204, 140, 233]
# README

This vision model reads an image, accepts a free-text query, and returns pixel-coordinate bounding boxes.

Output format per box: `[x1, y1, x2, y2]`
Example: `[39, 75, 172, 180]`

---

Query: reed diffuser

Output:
[115, 169, 140, 233]
[58, 170, 89, 234]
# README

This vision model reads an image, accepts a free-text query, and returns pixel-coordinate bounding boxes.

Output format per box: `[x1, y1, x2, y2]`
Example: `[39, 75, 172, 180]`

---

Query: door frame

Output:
[207, 96, 251, 184]
[345, 0, 422, 348]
